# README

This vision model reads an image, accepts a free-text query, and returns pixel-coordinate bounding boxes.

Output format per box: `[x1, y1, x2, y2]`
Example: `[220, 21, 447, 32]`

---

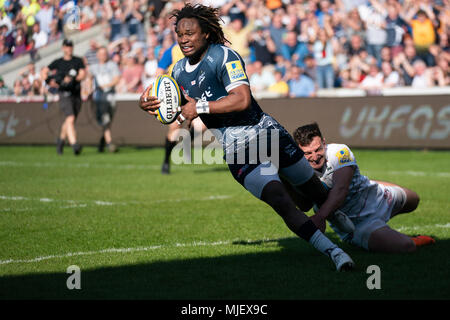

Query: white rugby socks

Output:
[309, 229, 339, 257]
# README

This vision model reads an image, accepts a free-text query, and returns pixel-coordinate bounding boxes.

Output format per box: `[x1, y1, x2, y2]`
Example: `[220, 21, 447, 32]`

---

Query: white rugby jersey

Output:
[316, 143, 383, 219]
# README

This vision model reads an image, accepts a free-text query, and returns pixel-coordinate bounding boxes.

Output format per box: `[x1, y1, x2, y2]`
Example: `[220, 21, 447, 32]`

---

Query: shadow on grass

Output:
[1, 236, 449, 300]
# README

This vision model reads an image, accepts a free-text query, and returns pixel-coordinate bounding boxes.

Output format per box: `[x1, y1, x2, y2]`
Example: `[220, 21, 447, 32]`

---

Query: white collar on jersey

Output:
[185, 59, 201, 73]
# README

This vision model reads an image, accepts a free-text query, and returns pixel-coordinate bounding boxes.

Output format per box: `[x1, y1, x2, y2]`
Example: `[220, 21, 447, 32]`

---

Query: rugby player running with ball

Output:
[139, 4, 354, 271]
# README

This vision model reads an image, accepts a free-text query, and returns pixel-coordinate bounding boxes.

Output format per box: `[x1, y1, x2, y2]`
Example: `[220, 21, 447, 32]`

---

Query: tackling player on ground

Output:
[139, 4, 355, 271]
[292, 122, 435, 252]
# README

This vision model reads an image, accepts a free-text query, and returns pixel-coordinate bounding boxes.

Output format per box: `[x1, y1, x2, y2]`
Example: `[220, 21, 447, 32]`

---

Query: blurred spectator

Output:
[124, 0, 146, 42]
[12, 27, 27, 58]
[34, 0, 54, 35]
[288, 66, 316, 98]
[273, 54, 292, 77]
[249, 60, 276, 93]
[404, 7, 437, 59]
[223, 15, 253, 63]
[114, 37, 132, 56]
[267, 69, 289, 97]
[89, 46, 120, 153]
[13, 76, 32, 96]
[221, 0, 248, 25]
[20, 0, 41, 29]
[19, 62, 40, 84]
[111, 51, 122, 69]
[0, 12, 13, 33]
[31, 78, 43, 95]
[303, 54, 317, 84]
[84, 39, 100, 66]
[411, 60, 433, 88]
[43, 76, 59, 95]
[129, 34, 146, 56]
[381, 61, 400, 88]
[104, 0, 127, 41]
[348, 49, 371, 81]
[432, 56, 450, 86]
[0, 39, 12, 64]
[155, 43, 184, 76]
[269, 9, 286, 56]
[342, 8, 365, 40]
[345, 34, 365, 57]
[384, 3, 408, 57]
[147, 0, 167, 25]
[379, 46, 392, 67]
[79, 0, 98, 31]
[281, 30, 309, 68]
[393, 44, 421, 86]
[48, 18, 62, 43]
[438, 29, 449, 54]
[132, 45, 146, 66]
[116, 53, 143, 93]
[145, 26, 161, 58]
[0, 24, 9, 38]
[27, 38, 41, 62]
[31, 22, 48, 49]
[0, 76, 13, 95]
[312, 16, 335, 88]
[360, 63, 383, 95]
[248, 25, 276, 65]
[142, 47, 158, 89]
[338, 67, 360, 89]
[358, 1, 387, 66]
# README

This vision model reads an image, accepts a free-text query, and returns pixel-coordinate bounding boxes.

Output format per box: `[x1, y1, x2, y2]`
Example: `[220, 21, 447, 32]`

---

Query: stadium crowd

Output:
[0, 0, 449, 98]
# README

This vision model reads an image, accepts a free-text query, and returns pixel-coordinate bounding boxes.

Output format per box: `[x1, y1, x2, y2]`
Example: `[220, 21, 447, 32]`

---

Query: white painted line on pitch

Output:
[1, 221, 448, 266]
[395, 223, 450, 233]
[363, 170, 450, 178]
[0, 238, 271, 265]
[0, 194, 232, 211]
[0, 161, 219, 171]
[0, 207, 34, 213]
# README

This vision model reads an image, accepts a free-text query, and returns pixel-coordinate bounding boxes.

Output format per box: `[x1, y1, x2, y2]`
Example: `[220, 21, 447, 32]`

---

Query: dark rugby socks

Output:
[164, 138, 177, 164]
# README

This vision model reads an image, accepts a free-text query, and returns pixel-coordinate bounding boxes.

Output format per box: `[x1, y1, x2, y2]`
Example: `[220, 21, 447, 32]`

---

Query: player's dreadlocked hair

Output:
[293, 122, 324, 146]
[170, 3, 229, 45]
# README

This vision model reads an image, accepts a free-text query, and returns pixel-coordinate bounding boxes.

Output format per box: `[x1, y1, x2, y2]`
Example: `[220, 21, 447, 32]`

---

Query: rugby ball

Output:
[150, 75, 182, 124]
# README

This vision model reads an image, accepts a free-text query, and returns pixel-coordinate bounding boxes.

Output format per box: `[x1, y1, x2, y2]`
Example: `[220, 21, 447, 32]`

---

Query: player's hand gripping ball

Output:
[147, 75, 182, 124]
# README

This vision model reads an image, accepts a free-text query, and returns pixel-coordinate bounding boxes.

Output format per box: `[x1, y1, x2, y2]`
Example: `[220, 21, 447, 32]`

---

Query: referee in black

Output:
[42, 39, 86, 155]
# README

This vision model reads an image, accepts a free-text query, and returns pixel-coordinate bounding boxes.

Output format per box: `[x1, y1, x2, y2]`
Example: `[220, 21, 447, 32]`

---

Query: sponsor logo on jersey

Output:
[225, 60, 247, 82]
[336, 148, 352, 165]
[198, 71, 206, 87]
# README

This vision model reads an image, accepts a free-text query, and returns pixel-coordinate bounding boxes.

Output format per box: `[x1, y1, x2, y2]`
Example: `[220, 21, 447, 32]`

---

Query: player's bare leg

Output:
[64, 115, 77, 146]
[368, 226, 416, 253]
[162, 121, 182, 174]
[162, 117, 206, 174]
[385, 184, 433, 248]
[391, 187, 420, 217]
[261, 180, 354, 271]
[57, 120, 68, 155]
[281, 169, 355, 233]
[62, 115, 81, 155]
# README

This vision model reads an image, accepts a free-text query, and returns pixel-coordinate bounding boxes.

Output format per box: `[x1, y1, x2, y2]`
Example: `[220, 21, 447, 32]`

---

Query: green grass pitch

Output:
[0, 145, 449, 300]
